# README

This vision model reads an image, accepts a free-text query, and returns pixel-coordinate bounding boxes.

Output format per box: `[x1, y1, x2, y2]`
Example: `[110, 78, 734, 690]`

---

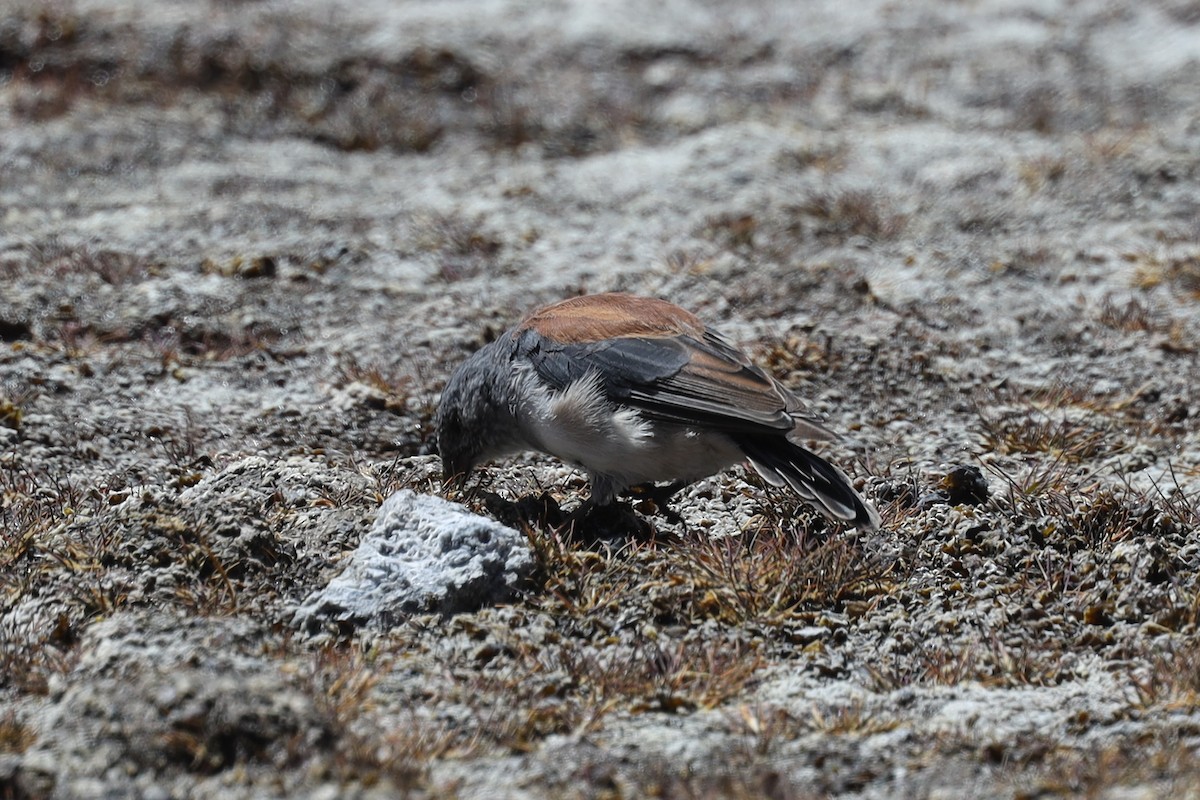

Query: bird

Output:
[434, 292, 880, 530]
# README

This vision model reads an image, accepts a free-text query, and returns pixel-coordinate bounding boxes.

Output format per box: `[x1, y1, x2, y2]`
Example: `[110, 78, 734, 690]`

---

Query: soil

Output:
[3, 0, 1200, 797]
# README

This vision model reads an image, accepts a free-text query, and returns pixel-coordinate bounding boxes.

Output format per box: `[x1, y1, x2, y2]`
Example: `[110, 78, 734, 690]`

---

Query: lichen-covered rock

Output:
[14, 612, 332, 800]
[294, 490, 535, 633]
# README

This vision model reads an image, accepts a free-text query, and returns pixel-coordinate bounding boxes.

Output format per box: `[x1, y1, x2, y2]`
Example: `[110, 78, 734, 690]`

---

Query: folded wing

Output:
[513, 324, 828, 438]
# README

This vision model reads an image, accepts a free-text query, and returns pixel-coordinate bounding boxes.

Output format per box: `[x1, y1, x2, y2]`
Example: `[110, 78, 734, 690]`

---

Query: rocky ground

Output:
[3, 0, 1200, 797]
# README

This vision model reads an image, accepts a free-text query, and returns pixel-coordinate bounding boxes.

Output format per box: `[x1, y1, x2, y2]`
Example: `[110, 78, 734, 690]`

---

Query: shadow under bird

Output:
[434, 292, 880, 530]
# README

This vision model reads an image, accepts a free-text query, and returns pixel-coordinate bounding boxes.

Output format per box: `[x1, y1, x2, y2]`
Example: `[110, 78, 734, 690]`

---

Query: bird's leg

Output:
[557, 497, 653, 542]
[478, 488, 566, 530]
[622, 480, 689, 523]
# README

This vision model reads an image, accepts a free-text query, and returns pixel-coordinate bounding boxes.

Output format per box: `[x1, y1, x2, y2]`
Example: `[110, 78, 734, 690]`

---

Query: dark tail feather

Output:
[734, 434, 881, 531]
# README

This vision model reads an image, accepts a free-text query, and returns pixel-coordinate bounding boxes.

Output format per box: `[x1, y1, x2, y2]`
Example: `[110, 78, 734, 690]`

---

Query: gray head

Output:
[434, 338, 524, 487]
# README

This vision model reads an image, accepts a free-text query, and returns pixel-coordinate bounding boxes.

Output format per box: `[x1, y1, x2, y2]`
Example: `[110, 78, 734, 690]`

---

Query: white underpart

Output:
[518, 370, 743, 504]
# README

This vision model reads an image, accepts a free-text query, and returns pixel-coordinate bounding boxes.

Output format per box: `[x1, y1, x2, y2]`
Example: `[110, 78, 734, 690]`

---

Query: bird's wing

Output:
[510, 294, 829, 437]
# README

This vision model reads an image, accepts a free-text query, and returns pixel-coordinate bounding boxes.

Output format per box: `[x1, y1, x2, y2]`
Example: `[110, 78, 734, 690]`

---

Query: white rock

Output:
[293, 490, 534, 632]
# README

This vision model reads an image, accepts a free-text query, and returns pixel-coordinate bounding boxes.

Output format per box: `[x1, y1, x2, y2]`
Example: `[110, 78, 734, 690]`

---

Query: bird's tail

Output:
[734, 434, 881, 531]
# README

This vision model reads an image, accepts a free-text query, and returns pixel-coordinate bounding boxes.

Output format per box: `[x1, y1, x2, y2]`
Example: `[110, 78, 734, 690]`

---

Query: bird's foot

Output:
[557, 499, 654, 543]
[480, 489, 566, 530]
[621, 480, 688, 524]
[479, 489, 652, 542]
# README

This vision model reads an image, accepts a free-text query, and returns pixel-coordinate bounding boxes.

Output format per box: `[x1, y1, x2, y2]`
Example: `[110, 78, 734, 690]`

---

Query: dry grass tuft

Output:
[754, 334, 829, 383]
[617, 758, 825, 800]
[335, 356, 416, 416]
[1097, 294, 1164, 332]
[1014, 735, 1200, 799]
[789, 190, 907, 241]
[416, 212, 504, 283]
[867, 634, 1074, 691]
[977, 402, 1110, 464]
[703, 212, 759, 249]
[674, 523, 894, 627]
[1017, 155, 1068, 193]
[457, 631, 765, 751]
[1131, 252, 1200, 296]
[0, 710, 37, 754]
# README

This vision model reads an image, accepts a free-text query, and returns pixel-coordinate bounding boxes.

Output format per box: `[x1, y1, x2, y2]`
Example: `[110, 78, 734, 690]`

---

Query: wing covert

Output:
[513, 327, 799, 434]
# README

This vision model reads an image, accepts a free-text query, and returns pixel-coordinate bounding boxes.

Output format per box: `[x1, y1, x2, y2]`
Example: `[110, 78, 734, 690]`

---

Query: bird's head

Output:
[433, 340, 522, 492]
[433, 398, 481, 490]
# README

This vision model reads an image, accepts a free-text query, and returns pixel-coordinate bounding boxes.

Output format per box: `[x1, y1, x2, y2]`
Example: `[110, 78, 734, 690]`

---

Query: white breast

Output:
[517, 370, 743, 501]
